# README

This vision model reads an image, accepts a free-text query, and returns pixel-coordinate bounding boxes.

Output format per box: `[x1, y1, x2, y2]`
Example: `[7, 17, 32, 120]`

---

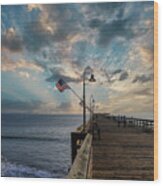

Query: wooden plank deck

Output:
[92, 115, 154, 180]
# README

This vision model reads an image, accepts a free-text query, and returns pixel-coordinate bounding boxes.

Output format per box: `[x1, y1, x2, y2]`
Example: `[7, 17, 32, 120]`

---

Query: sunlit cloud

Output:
[1, 53, 44, 72]
[18, 71, 30, 79]
[27, 4, 42, 12]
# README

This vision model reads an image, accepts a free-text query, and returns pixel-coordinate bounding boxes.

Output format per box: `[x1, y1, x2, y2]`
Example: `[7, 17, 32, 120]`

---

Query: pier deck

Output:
[91, 115, 154, 180]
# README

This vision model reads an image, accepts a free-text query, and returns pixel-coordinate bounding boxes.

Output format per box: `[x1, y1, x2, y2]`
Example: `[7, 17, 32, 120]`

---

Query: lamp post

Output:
[90, 95, 95, 124]
[83, 69, 96, 132]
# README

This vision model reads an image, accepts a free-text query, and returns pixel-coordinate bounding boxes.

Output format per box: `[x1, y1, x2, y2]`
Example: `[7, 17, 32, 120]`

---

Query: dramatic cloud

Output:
[2, 27, 23, 52]
[119, 71, 128, 81]
[87, 2, 153, 47]
[21, 4, 87, 52]
[27, 4, 42, 12]
[1, 54, 44, 72]
[89, 18, 102, 29]
[22, 21, 55, 51]
[113, 69, 123, 75]
[97, 18, 134, 46]
[100, 68, 129, 83]
[46, 67, 82, 83]
[132, 74, 153, 83]
[1, 2, 154, 118]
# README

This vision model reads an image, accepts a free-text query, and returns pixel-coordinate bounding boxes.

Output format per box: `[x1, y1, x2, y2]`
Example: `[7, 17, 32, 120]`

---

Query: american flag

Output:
[56, 79, 70, 92]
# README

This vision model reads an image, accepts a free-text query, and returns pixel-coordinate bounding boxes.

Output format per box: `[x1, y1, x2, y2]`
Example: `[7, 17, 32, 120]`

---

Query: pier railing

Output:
[67, 120, 93, 179]
[107, 115, 154, 131]
[126, 117, 154, 128]
[67, 133, 92, 179]
[71, 132, 87, 163]
[70, 120, 92, 164]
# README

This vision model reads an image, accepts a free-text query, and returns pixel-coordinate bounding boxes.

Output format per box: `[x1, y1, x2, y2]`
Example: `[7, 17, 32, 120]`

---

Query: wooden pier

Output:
[91, 114, 154, 180]
[68, 114, 154, 180]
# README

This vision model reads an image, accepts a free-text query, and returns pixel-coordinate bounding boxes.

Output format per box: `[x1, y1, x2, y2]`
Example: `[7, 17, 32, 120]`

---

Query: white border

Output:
[1, 1, 163, 186]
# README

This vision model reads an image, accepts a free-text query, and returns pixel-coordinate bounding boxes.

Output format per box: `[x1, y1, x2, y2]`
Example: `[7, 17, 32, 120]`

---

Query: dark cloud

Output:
[132, 74, 153, 83]
[2, 30, 23, 52]
[101, 68, 129, 83]
[119, 71, 128, 81]
[22, 21, 53, 51]
[116, 6, 125, 19]
[113, 69, 123, 75]
[22, 4, 83, 51]
[10, 3, 130, 51]
[87, 3, 132, 46]
[88, 2, 153, 47]
[97, 18, 134, 46]
[83, 2, 126, 19]
[2, 2, 153, 52]
[46, 68, 81, 83]
[1, 99, 42, 113]
[100, 68, 113, 83]
[89, 18, 102, 29]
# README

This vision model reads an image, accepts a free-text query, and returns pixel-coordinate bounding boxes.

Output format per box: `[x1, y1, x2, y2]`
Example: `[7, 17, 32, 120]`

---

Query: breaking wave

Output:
[1, 156, 54, 178]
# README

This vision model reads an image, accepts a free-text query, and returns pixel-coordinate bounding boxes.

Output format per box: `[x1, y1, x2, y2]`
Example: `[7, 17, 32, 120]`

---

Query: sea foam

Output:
[1, 156, 54, 178]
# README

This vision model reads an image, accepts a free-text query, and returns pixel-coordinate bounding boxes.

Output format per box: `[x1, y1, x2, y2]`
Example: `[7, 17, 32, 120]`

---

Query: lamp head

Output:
[89, 74, 96, 82]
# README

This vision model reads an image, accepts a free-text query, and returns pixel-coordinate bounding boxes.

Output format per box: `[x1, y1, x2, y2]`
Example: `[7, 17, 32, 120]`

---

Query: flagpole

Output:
[68, 86, 83, 102]
[68, 86, 93, 112]
[56, 78, 93, 117]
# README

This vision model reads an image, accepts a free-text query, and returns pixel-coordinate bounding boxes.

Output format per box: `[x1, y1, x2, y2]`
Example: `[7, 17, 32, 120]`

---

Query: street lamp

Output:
[83, 68, 96, 133]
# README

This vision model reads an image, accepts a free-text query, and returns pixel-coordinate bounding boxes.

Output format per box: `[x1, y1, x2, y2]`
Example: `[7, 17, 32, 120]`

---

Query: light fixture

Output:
[89, 74, 96, 82]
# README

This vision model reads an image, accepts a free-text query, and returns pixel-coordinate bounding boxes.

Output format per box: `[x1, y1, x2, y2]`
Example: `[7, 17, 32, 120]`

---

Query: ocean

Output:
[1, 114, 83, 178]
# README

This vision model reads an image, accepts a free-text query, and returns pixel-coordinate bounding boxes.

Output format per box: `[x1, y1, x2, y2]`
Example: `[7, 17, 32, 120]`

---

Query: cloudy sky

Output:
[1, 2, 154, 118]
